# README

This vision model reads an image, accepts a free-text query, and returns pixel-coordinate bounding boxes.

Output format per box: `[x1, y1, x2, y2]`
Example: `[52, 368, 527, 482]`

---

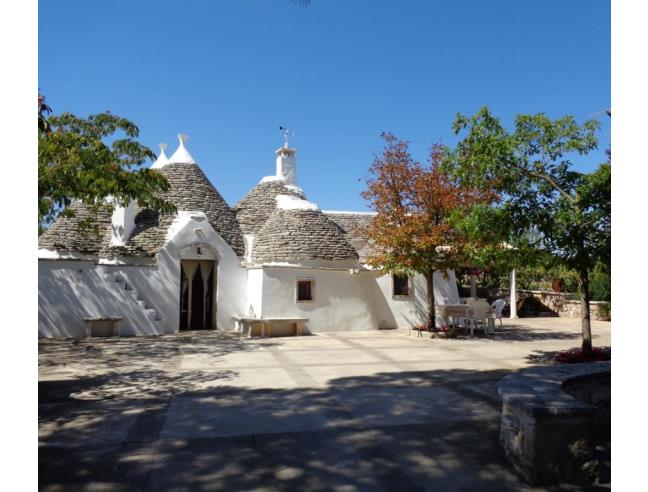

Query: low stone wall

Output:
[499, 289, 610, 321]
[498, 362, 611, 486]
[560, 300, 610, 321]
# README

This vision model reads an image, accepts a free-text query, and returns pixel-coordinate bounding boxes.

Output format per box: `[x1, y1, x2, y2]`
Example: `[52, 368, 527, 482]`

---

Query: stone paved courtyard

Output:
[39, 318, 611, 491]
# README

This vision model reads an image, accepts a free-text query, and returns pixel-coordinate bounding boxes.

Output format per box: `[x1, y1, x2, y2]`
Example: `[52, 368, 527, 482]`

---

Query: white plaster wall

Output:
[433, 270, 461, 304]
[371, 273, 429, 329]
[38, 260, 161, 338]
[371, 270, 460, 329]
[38, 213, 247, 337]
[117, 214, 247, 333]
[259, 268, 380, 332]
[247, 268, 264, 318]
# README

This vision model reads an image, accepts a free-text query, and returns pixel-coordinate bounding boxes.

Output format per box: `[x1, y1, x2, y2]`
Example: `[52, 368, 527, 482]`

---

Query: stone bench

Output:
[498, 361, 610, 486]
[83, 317, 123, 337]
[232, 316, 308, 338]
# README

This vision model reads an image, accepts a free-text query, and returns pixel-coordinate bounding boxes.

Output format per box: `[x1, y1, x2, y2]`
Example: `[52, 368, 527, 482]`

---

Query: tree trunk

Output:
[579, 268, 593, 353]
[426, 271, 436, 332]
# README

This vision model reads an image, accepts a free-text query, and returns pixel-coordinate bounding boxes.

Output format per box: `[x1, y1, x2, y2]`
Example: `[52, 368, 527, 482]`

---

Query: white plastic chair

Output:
[491, 299, 506, 328]
[467, 300, 493, 336]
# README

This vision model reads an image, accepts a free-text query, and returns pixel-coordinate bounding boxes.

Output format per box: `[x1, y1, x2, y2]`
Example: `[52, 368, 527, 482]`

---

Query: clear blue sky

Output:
[39, 0, 610, 211]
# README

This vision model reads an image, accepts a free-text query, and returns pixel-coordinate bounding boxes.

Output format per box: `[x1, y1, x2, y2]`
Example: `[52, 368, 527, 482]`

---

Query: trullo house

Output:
[38, 134, 460, 337]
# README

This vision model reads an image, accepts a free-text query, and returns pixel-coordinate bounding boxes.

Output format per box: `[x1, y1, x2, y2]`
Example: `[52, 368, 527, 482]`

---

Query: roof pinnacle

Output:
[169, 133, 196, 164]
[151, 143, 169, 169]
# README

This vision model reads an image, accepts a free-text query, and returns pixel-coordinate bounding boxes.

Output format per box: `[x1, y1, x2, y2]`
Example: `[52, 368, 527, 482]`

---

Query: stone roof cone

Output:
[251, 195, 359, 263]
[235, 179, 306, 235]
[235, 130, 306, 235]
[158, 160, 245, 256]
[39, 134, 245, 258]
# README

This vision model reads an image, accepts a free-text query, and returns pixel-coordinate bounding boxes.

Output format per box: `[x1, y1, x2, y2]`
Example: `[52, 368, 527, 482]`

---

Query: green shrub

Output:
[590, 267, 611, 302]
[597, 302, 611, 320]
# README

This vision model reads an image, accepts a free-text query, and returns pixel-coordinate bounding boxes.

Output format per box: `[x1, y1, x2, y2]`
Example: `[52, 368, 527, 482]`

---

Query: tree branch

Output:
[509, 160, 575, 202]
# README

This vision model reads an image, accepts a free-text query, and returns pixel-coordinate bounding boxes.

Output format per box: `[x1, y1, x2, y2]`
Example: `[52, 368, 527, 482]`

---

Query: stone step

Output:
[112, 278, 165, 325]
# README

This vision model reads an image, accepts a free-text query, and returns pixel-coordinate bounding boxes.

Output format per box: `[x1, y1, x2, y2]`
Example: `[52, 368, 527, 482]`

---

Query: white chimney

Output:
[110, 199, 137, 247]
[275, 145, 297, 185]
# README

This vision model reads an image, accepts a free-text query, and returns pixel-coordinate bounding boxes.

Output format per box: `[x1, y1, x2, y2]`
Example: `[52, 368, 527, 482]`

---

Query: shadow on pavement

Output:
[39, 365, 610, 491]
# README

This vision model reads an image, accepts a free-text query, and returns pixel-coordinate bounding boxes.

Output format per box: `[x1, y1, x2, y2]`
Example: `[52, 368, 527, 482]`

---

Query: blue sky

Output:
[39, 0, 610, 211]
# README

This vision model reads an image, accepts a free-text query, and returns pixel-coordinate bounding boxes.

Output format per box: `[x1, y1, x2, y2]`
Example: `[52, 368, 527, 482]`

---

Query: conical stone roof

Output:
[39, 163, 245, 258]
[234, 179, 306, 235]
[324, 212, 378, 262]
[252, 206, 359, 263]
[157, 163, 245, 256]
[38, 201, 113, 255]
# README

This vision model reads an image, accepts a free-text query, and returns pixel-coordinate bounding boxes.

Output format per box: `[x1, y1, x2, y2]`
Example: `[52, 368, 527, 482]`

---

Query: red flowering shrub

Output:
[412, 323, 453, 333]
[554, 347, 611, 364]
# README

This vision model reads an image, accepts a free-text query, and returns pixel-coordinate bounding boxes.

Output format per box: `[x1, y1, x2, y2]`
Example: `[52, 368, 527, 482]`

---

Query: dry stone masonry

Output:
[235, 180, 306, 235]
[252, 208, 359, 263]
[498, 362, 610, 486]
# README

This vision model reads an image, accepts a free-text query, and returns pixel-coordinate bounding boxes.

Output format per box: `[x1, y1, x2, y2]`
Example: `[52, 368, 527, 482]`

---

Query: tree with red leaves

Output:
[361, 133, 497, 331]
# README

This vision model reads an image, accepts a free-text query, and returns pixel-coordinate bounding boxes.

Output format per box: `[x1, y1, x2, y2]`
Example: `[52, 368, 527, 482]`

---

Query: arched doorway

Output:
[179, 258, 217, 331]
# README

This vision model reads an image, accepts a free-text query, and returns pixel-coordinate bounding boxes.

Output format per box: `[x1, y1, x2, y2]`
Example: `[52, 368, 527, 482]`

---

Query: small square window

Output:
[296, 279, 315, 302]
[393, 274, 410, 298]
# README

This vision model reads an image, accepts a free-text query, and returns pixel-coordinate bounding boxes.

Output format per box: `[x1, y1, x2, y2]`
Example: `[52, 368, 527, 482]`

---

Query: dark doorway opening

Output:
[179, 260, 216, 331]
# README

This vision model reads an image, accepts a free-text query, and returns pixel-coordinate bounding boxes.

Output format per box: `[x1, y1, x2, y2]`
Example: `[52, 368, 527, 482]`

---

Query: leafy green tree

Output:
[450, 107, 610, 352]
[39, 98, 175, 233]
[38, 92, 52, 133]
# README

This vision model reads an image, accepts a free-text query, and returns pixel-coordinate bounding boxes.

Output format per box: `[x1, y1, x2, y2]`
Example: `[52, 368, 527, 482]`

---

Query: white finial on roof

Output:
[151, 143, 169, 169]
[169, 133, 196, 164]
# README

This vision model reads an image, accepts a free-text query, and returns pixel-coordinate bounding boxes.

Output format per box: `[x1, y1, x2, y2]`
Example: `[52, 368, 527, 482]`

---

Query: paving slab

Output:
[160, 391, 335, 439]
[39, 318, 611, 491]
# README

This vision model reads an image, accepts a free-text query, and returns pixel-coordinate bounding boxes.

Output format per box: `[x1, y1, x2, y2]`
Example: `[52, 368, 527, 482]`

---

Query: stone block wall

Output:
[559, 300, 610, 321]
[498, 363, 611, 486]
[498, 290, 610, 321]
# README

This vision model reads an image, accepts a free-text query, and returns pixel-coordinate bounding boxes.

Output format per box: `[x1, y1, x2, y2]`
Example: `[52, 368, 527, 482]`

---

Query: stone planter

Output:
[498, 362, 610, 486]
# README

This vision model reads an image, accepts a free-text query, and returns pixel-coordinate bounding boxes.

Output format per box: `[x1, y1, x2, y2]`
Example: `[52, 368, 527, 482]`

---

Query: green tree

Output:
[39, 98, 175, 232]
[451, 107, 610, 352]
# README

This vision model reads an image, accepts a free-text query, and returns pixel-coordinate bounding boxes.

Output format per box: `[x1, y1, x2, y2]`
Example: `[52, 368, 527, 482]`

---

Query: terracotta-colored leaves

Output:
[360, 133, 496, 274]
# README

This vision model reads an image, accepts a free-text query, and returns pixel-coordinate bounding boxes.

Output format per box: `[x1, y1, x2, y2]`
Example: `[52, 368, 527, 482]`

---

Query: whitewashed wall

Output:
[246, 268, 264, 318]
[246, 267, 460, 333]
[259, 267, 380, 332]
[371, 270, 461, 329]
[38, 260, 161, 338]
[38, 213, 247, 337]
[128, 213, 247, 333]
[371, 273, 429, 329]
